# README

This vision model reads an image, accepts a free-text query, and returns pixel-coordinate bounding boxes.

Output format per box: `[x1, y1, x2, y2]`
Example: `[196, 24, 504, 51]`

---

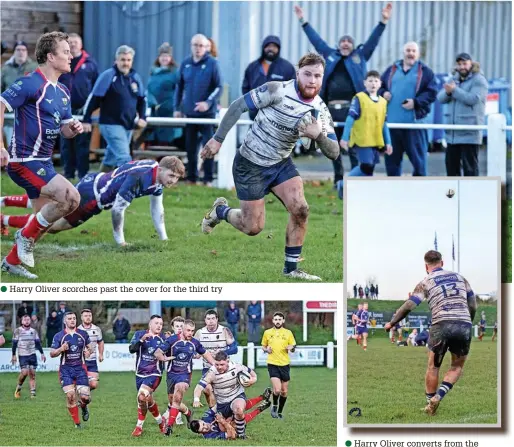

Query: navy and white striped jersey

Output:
[241, 80, 336, 167]
[410, 268, 474, 325]
[13, 326, 41, 356]
[0, 68, 73, 161]
[77, 324, 103, 362]
[94, 160, 163, 209]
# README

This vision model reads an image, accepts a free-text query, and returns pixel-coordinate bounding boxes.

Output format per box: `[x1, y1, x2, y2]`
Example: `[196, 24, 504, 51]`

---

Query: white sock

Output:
[2, 215, 8, 226]
[27, 200, 32, 209]
[154, 415, 162, 424]
[36, 212, 50, 227]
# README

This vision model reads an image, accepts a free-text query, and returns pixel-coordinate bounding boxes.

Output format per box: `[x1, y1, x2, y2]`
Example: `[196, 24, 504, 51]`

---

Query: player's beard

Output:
[22, 323, 31, 329]
[274, 323, 283, 329]
[297, 79, 321, 99]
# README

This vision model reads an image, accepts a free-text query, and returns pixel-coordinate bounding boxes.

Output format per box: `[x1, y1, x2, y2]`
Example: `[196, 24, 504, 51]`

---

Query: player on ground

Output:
[492, 321, 497, 342]
[348, 303, 363, 345]
[194, 309, 238, 410]
[193, 351, 258, 439]
[261, 312, 296, 419]
[162, 316, 185, 426]
[128, 314, 174, 437]
[0, 32, 84, 279]
[384, 250, 477, 416]
[190, 388, 272, 439]
[0, 157, 185, 246]
[200, 53, 339, 281]
[158, 319, 215, 436]
[77, 309, 104, 390]
[50, 312, 93, 428]
[12, 314, 46, 398]
[478, 312, 486, 341]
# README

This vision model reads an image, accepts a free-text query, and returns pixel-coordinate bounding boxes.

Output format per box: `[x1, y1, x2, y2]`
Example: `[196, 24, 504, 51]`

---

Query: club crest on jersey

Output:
[62, 97, 68, 106]
[351, 54, 361, 64]
[258, 84, 269, 93]
[37, 168, 46, 176]
[70, 345, 78, 352]
[131, 82, 138, 93]
[231, 371, 235, 376]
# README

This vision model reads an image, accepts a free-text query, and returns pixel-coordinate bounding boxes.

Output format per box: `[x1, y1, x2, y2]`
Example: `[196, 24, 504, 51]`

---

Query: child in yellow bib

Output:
[340, 71, 392, 176]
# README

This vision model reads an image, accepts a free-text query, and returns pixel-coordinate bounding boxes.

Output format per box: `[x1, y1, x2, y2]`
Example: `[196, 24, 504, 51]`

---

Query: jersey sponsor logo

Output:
[12, 82, 22, 91]
[45, 128, 60, 136]
[270, 74, 284, 80]
[269, 119, 298, 134]
[70, 344, 79, 352]
[258, 85, 269, 93]
[283, 104, 294, 110]
[37, 168, 46, 176]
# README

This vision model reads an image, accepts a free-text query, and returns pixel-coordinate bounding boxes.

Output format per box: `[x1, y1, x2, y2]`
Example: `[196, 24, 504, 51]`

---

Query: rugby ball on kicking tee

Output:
[297, 109, 330, 150]
[237, 370, 251, 387]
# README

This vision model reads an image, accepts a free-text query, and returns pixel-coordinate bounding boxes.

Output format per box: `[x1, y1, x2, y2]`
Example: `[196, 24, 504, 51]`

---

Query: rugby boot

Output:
[81, 405, 89, 421]
[283, 269, 321, 281]
[15, 230, 35, 267]
[14, 388, 21, 399]
[164, 424, 174, 437]
[270, 405, 279, 418]
[184, 410, 193, 428]
[158, 420, 166, 434]
[131, 426, 143, 437]
[424, 394, 441, 416]
[1, 258, 38, 279]
[202, 197, 228, 234]
[258, 401, 271, 412]
[261, 387, 272, 402]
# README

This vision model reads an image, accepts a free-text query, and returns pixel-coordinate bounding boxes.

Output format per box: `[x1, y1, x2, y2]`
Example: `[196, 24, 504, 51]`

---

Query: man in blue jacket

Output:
[59, 33, 98, 180]
[380, 42, 438, 176]
[295, 3, 392, 191]
[246, 301, 262, 344]
[242, 35, 296, 121]
[83, 45, 147, 172]
[174, 34, 223, 185]
[224, 302, 240, 339]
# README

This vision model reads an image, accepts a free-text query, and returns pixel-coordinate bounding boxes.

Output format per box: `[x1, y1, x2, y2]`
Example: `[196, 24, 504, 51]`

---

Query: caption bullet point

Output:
[1, 286, 7, 292]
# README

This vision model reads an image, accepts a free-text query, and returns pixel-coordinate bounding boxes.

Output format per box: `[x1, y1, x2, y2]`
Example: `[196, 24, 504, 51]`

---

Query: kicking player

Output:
[194, 351, 257, 439]
[261, 312, 296, 419]
[194, 309, 238, 409]
[478, 313, 486, 341]
[1, 31, 84, 279]
[12, 314, 46, 399]
[492, 321, 498, 342]
[128, 314, 173, 437]
[158, 319, 215, 436]
[1, 157, 185, 246]
[190, 388, 272, 439]
[384, 250, 477, 416]
[77, 309, 104, 390]
[340, 71, 392, 179]
[200, 52, 339, 281]
[162, 316, 185, 426]
[50, 312, 93, 428]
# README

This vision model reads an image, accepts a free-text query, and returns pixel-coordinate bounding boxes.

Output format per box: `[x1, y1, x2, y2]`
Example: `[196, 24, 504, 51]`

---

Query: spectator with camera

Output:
[437, 53, 488, 176]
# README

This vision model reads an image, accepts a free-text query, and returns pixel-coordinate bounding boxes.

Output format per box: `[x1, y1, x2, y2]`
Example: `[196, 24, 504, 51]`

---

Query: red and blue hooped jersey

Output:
[1, 68, 73, 161]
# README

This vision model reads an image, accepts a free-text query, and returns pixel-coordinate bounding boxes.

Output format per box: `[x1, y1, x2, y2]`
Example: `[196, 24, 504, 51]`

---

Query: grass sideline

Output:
[0, 368, 336, 445]
[0, 174, 342, 282]
[346, 337, 498, 424]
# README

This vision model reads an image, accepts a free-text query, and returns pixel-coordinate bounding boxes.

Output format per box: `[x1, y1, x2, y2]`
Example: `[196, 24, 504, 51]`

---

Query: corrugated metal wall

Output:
[83, 1, 212, 86]
[83, 1, 511, 103]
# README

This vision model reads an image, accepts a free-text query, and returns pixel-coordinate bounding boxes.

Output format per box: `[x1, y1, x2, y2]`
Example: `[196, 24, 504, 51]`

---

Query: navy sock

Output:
[216, 205, 232, 222]
[284, 246, 302, 273]
[426, 392, 436, 403]
[272, 393, 279, 406]
[436, 381, 453, 400]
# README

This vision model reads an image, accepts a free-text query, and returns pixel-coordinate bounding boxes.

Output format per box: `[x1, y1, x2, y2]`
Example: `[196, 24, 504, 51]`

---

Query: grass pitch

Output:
[0, 174, 342, 282]
[346, 337, 498, 424]
[0, 368, 336, 445]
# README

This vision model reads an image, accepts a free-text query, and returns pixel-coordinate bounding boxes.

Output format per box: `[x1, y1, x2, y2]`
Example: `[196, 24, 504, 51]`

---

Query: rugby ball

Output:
[237, 370, 251, 387]
[297, 109, 330, 149]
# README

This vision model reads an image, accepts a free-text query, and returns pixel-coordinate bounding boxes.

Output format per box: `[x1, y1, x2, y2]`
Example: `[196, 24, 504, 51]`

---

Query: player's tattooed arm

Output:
[389, 284, 423, 326]
[212, 96, 249, 143]
[315, 133, 339, 160]
[467, 293, 477, 322]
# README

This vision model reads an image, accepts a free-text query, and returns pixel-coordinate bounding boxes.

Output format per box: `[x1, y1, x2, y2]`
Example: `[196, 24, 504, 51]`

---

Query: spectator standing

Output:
[353, 283, 358, 298]
[225, 301, 240, 337]
[375, 284, 379, 299]
[437, 53, 488, 176]
[83, 45, 147, 172]
[113, 312, 131, 343]
[17, 301, 33, 321]
[294, 3, 392, 191]
[370, 284, 376, 298]
[358, 286, 364, 299]
[30, 314, 42, 338]
[56, 301, 70, 328]
[365, 285, 370, 299]
[242, 35, 296, 120]
[174, 34, 223, 185]
[206, 38, 218, 58]
[1, 41, 38, 147]
[380, 42, 438, 176]
[246, 300, 262, 344]
[58, 33, 98, 180]
[46, 310, 61, 347]
[146, 42, 182, 145]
